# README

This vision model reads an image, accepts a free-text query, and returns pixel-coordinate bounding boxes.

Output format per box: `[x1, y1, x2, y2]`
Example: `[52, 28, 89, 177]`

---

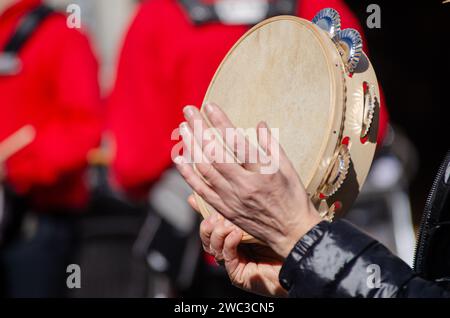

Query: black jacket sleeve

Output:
[279, 220, 450, 298]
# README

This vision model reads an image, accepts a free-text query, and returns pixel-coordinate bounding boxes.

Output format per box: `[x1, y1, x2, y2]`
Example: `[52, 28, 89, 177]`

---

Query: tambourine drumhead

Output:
[196, 16, 380, 242]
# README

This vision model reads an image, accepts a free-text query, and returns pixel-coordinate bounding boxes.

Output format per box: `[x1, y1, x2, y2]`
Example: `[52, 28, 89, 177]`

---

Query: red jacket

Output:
[0, 0, 102, 210]
[107, 0, 388, 195]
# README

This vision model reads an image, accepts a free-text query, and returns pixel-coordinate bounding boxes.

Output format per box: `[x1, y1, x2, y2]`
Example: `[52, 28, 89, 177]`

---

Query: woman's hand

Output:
[176, 103, 322, 258]
[198, 209, 288, 297]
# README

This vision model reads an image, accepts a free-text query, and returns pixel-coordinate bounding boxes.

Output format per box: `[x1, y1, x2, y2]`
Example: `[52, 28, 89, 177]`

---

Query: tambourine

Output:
[195, 9, 380, 242]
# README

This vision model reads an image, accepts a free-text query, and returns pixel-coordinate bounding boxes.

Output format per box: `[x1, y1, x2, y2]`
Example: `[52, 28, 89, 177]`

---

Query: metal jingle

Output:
[361, 82, 377, 138]
[319, 143, 351, 198]
[445, 162, 450, 185]
[312, 8, 341, 38]
[319, 200, 341, 222]
[333, 28, 363, 73]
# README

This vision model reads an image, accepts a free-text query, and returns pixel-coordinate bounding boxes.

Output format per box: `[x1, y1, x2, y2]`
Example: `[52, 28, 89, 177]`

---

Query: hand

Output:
[176, 103, 322, 258]
[199, 212, 288, 297]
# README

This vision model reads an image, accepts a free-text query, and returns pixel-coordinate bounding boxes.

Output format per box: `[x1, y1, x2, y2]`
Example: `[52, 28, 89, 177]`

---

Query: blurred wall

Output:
[45, 0, 138, 91]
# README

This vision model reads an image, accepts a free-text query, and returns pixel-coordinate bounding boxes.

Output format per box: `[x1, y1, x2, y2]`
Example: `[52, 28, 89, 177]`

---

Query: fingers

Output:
[175, 156, 223, 208]
[210, 218, 237, 260]
[203, 102, 237, 147]
[182, 106, 247, 181]
[199, 216, 215, 254]
[201, 216, 242, 271]
[187, 194, 199, 213]
[179, 122, 230, 190]
[257, 121, 271, 156]
[176, 155, 238, 221]
[223, 228, 242, 263]
[256, 121, 294, 176]
[183, 105, 214, 157]
[204, 103, 261, 172]
[179, 121, 210, 166]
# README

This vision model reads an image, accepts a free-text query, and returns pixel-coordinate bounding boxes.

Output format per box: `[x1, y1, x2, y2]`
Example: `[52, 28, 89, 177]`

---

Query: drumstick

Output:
[0, 125, 36, 163]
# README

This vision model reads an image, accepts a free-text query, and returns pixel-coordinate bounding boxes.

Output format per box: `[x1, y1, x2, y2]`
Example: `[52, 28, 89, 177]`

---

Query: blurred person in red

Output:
[0, 0, 102, 297]
[108, 0, 388, 198]
[107, 0, 388, 296]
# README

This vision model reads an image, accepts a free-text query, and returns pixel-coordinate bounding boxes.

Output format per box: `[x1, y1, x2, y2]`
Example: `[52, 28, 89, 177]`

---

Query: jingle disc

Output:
[195, 15, 380, 243]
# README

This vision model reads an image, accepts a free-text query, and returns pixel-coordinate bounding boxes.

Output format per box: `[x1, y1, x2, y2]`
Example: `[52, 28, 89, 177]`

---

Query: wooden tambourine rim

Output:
[194, 16, 379, 243]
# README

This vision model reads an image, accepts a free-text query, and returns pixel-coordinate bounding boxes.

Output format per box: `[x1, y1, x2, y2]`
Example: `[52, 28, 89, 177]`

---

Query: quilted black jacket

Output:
[279, 220, 450, 298]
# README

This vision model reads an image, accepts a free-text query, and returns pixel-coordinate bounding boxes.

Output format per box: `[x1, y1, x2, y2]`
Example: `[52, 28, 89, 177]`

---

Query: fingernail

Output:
[174, 156, 185, 165]
[224, 219, 233, 228]
[180, 122, 189, 133]
[183, 106, 195, 119]
[205, 103, 215, 114]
